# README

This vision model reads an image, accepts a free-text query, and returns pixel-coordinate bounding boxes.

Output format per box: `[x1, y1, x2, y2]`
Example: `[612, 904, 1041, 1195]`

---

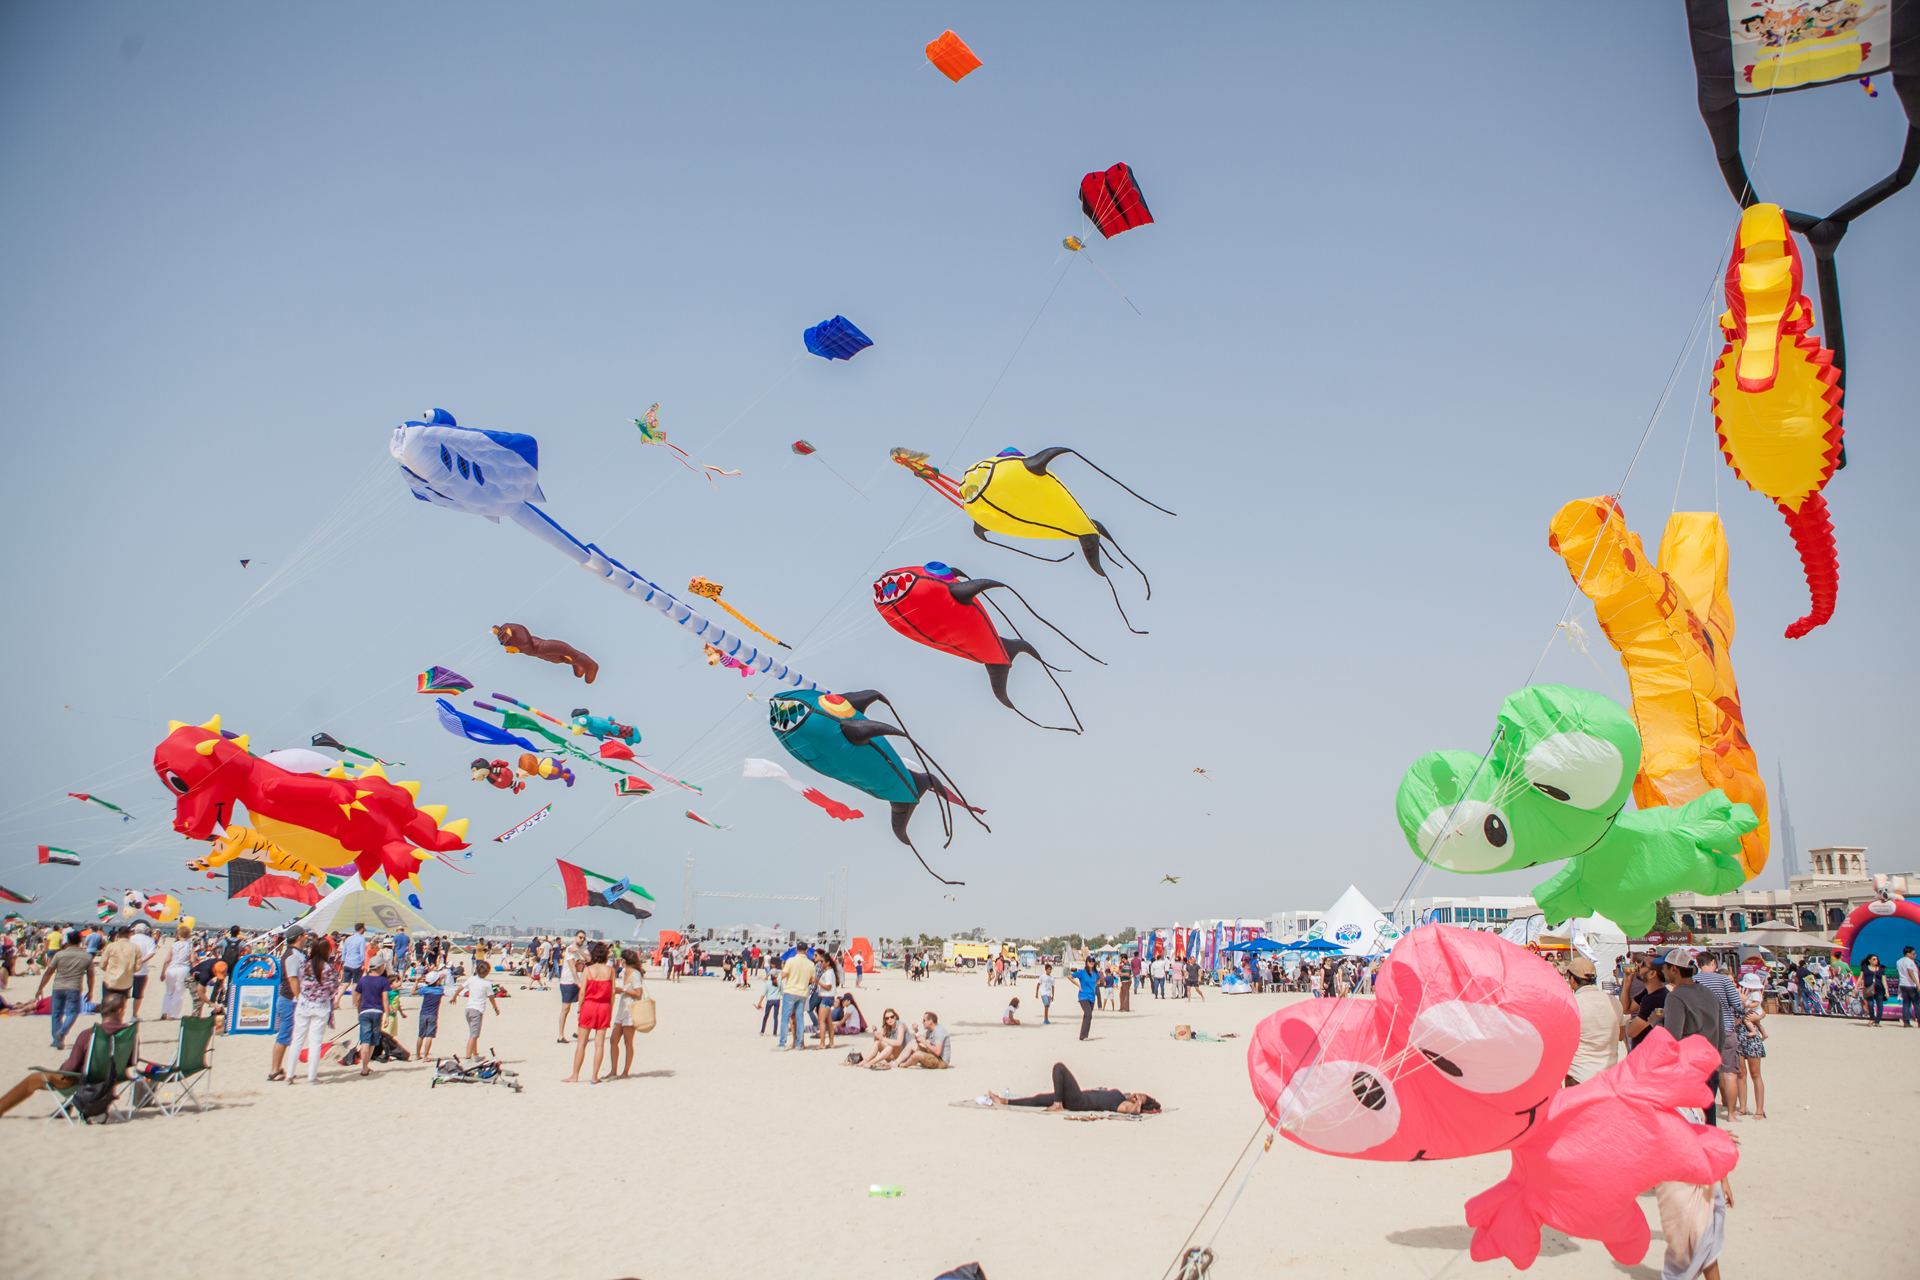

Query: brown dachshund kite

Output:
[492, 623, 598, 683]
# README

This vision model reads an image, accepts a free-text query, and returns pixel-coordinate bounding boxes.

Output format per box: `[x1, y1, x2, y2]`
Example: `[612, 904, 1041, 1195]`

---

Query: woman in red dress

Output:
[564, 942, 615, 1083]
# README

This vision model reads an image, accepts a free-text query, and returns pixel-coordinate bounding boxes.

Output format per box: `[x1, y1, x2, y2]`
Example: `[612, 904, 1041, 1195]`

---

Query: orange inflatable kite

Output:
[1548, 497, 1768, 881]
[1711, 204, 1843, 640]
[925, 30, 981, 83]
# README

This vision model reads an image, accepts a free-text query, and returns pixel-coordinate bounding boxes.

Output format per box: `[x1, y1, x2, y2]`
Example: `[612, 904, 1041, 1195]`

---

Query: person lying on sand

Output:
[986, 1062, 1159, 1114]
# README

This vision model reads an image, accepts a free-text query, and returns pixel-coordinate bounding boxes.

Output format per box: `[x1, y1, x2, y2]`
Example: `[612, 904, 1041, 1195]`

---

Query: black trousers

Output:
[1078, 998, 1093, 1040]
[1009, 1062, 1104, 1111]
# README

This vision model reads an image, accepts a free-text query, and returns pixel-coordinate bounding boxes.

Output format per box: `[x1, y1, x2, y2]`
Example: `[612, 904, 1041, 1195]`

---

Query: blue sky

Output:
[2, 4, 1914, 938]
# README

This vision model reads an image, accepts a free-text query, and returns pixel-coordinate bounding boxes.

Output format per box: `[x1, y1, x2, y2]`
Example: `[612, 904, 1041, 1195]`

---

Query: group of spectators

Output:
[2, 920, 252, 1048]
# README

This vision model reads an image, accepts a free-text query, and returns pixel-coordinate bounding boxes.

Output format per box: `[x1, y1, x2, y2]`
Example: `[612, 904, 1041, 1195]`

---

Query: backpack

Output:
[72, 1080, 118, 1121]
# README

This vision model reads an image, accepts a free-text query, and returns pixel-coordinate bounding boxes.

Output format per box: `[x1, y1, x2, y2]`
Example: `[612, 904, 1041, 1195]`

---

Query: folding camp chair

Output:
[29, 1026, 115, 1126]
[105, 1025, 141, 1122]
[133, 1016, 214, 1116]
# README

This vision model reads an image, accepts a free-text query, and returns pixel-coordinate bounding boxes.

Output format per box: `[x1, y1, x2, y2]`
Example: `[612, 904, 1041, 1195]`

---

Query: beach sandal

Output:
[267, 1069, 285, 1081]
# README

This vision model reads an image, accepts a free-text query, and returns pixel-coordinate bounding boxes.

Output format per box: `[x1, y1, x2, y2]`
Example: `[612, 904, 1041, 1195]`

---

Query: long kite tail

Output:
[712, 598, 788, 648]
[1780, 492, 1838, 640]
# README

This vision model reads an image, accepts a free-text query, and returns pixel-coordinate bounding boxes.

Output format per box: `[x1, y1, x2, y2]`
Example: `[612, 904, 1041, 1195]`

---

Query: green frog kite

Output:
[1396, 685, 1754, 935]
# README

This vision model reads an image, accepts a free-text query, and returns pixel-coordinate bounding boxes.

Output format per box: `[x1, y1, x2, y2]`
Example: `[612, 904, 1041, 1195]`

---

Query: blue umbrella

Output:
[1282, 937, 1346, 954]
[1223, 937, 1286, 954]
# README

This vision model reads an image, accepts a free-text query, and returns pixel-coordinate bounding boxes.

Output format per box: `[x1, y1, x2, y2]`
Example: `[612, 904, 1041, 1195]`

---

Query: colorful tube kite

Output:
[766, 689, 983, 883]
[1711, 205, 1844, 639]
[1079, 163, 1154, 238]
[1547, 497, 1769, 880]
[391, 410, 819, 691]
[1395, 686, 1755, 934]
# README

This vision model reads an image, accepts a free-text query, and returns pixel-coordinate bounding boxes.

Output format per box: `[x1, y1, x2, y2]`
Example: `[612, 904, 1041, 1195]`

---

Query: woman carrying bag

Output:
[609, 948, 655, 1079]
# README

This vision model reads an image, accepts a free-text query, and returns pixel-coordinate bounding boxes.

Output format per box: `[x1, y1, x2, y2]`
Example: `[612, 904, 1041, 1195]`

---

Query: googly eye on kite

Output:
[1407, 1001, 1546, 1095]
[1415, 800, 1515, 872]
[1522, 732, 1624, 809]
[1275, 1059, 1401, 1155]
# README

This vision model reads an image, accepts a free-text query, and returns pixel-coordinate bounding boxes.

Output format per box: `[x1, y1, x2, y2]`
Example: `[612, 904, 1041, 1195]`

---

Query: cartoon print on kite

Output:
[891, 446, 1175, 632]
[515, 753, 576, 787]
[569, 710, 638, 743]
[494, 623, 598, 683]
[766, 689, 985, 884]
[1548, 497, 1770, 880]
[1711, 204, 1845, 639]
[1079, 163, 1153, 238]
[1247, 928, 1578, 1163]
[804, 315, 872, 361]
[471, 758, 526, 794]
[391, 410, 819, 691]
[1395, 686, 1756, 934]
[154, 715, 468, 895]
[871, 560, 1103, 732]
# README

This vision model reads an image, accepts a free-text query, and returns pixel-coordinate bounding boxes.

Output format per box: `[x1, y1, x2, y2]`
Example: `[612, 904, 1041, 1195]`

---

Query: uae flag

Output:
[556, 858, 655, 920]
[0, 883, 39, 905]
[38, 846, 82, 867]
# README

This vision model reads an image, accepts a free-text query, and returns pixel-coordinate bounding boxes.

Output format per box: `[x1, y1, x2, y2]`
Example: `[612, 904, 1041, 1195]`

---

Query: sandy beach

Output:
[2, 961, 1913, 1280]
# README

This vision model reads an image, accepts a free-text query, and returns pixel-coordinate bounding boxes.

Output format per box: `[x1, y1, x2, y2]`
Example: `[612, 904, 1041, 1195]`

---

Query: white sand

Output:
[2, 963, 1914, 1279]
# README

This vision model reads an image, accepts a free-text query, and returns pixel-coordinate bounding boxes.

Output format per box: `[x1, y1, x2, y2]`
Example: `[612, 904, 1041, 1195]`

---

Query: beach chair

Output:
[30, 1027, 116, 1126]
[105, 1024, 141, 1122]
[133, 1016, 215, 1117]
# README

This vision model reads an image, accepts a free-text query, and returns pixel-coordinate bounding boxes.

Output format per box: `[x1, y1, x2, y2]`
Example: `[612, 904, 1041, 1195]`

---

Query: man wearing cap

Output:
[1650, 946, 1727, 1123]
[1693, 954, 1744, 1116]
[129, 921, 156, 1019]
[1563, 955, 1621, 1085]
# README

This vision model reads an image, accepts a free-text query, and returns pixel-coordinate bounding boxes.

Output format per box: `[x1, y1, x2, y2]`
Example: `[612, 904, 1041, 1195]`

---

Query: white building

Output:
[1267, 910, 1324, 942]
[1392, 895, 1538, 932]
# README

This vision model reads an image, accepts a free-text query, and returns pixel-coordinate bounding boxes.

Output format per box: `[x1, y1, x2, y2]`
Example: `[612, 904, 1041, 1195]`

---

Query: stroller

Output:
[431, 1050, 522, 1092]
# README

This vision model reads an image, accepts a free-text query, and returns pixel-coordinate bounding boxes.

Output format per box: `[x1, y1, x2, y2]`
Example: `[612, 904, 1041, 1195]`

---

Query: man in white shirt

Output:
[129, 922, 157, 1020]
[462, 960, 501, 1059]
[1149, 957, 1168, 999]
[1898, 945, 1920, 1029]
[1564, 956, 1622, 1085]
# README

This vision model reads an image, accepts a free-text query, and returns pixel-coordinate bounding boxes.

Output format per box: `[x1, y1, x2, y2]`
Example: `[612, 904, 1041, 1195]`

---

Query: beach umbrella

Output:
[1223, 937, 1285, 954]
[1281, 937, 1345, 954]
[290, 881, 440, 935]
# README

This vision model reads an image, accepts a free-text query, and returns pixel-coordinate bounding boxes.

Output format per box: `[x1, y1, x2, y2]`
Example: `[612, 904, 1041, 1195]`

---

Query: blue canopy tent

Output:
[1222, 937, 1286, 954]
[1281, 937, 1346, 954]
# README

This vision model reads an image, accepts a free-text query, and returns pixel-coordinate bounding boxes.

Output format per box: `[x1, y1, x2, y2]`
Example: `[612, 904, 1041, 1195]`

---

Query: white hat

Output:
[1739, 973, 1765, 989]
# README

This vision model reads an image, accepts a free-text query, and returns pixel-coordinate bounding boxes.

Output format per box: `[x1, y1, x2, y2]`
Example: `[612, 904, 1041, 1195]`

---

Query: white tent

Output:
[1566, 914, 1627, 985]
[289, 880, 442, 936]
[1304, 885, 1404, 957]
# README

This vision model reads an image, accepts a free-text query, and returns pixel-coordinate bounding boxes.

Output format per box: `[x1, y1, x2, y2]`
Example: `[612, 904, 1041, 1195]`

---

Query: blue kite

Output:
[435, 698, 540, 752]
[803, 315, 872, 361]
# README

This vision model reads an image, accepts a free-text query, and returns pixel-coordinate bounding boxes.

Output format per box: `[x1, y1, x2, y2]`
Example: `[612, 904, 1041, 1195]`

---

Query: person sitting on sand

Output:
[895, 1010, 952, 1070]
[0, 991, 131, 1116]
[1003, 997, 1021, 1026]
[987, 1062, 1159, 1114]
[865, 1008, 909, 1068]
[831, 992, 864, 1035]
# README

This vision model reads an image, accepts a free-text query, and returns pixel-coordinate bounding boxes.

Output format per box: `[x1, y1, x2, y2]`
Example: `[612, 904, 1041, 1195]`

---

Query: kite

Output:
[804, 315, 872, 361]
[1079, 163, 1153, 238]
[226, 858, 325, 909]
[1548, 497, 1769, 879]
[188, 824, 344, 887]
[614, 776, 656, 798]
[633, 403, 740, 483]
[1246, 928, 1735, 1268]
[0, 884, 37, 905]
[493, 623, 598, 683]
[515, 753, 576, 787]
[1159, 875, 1181, 885]
[95, 899, 117, 921]
[155, 714, 468, 895]
[1685, 0, 1917, 419]
[239, 559, 250, 568]
[1192, 768, 1212, 780]
[492, 804, 552, 843]
[310, 733, 403, 766]
[67, 793, 134, 822]
[37, 846, 81, 867]
[143, 893, 182, 924]
[1395, 686, 1755, 934]
[1464, 1031, 1738, 1268]
[438, 700, 540, 753]
[790, 439, 867, 497]
[557, 858, 655, 920]
[704, 643, 753, 676]
[766, 689, 984, 882]
[470, 758, 526, 794]
[570, 710, 638, 743]
[685, 810, 731, 831]
[687, 577, 787, 647]
[871, 561, 1098, 731]
[742, 758, 865, 821]
[417, 666, 473, 695]
[892, 445, 1174, 630]
[1710, 204, 1844, 639]
[391, 409, 819, 690]
[925, 29, 981, 82]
